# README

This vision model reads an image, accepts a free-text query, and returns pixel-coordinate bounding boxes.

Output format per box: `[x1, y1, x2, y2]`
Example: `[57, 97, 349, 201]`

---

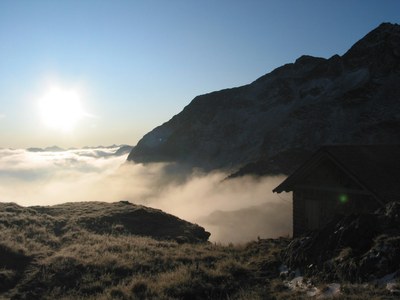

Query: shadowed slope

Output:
[128, 23, 400, 175]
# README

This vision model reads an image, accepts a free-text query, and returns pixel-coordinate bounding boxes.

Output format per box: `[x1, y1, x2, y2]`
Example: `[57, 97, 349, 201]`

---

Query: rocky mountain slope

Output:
[128, 23, 400, 175]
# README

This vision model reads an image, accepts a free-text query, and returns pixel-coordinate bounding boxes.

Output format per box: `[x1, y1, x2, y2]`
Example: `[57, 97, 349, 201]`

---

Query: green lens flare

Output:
[339, 194, 348, 203]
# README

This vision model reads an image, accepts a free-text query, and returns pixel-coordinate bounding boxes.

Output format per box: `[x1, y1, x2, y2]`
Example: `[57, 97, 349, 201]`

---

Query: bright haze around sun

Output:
[38, 84, 88, 132]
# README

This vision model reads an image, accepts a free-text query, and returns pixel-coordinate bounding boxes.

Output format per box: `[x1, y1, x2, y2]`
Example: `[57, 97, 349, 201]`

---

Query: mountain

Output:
[26, 145, 133, 157]
[128, 23, 400, 175]
[114, 144, 134, 156]
[27, 146, 65, 152]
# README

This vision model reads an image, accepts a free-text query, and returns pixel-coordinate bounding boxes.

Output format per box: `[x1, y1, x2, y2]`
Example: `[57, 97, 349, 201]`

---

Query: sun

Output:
[39, 86, 85, 132]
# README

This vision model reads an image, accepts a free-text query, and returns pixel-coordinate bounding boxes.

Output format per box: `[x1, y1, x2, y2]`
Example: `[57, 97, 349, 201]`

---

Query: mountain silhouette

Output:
[128, 23, 400, 175]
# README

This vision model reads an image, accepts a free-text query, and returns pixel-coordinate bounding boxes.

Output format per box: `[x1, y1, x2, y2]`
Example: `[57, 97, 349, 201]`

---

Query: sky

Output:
[0, 0, 399, 148]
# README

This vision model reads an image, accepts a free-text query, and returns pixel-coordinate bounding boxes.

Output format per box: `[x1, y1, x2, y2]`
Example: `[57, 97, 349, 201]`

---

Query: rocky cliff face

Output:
[128, 23, 400, 174]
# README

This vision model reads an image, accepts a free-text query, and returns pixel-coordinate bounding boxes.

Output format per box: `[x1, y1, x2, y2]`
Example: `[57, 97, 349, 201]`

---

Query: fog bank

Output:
[0, 148, 291, 243]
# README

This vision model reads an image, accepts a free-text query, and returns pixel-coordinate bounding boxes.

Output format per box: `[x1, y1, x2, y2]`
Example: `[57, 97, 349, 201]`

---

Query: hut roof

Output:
[273, 145, 400, 203]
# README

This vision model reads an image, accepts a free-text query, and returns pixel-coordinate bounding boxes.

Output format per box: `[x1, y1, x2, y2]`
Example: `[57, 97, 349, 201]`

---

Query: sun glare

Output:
[39, 86, 85, 132]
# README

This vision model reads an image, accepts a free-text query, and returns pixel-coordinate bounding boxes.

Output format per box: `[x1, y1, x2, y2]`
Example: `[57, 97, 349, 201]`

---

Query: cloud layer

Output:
[0, 148, 291, 243]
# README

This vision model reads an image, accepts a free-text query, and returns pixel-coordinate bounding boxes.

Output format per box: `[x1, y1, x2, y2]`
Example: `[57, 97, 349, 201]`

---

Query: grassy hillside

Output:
[0, 201, 398, 299]
[28, 201, 210, 243]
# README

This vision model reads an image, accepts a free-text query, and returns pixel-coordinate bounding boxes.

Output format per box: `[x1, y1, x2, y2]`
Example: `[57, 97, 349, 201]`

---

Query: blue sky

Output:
[0, 0, 399, 148]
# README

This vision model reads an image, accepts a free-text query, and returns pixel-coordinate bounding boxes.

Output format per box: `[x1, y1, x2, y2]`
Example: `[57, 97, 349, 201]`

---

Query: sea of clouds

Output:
[0, 147, 292, 243]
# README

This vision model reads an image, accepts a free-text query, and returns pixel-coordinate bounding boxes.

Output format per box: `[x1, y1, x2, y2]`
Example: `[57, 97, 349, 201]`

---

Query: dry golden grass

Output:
[0, 202, 398, 299]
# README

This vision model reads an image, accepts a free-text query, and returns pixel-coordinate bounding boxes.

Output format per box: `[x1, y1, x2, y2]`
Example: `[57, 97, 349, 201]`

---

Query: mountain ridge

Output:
[128, 22, 400, 175]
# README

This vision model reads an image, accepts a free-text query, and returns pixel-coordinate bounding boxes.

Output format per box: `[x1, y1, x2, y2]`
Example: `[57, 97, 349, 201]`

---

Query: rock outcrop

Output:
[283, 201, 400, 282]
